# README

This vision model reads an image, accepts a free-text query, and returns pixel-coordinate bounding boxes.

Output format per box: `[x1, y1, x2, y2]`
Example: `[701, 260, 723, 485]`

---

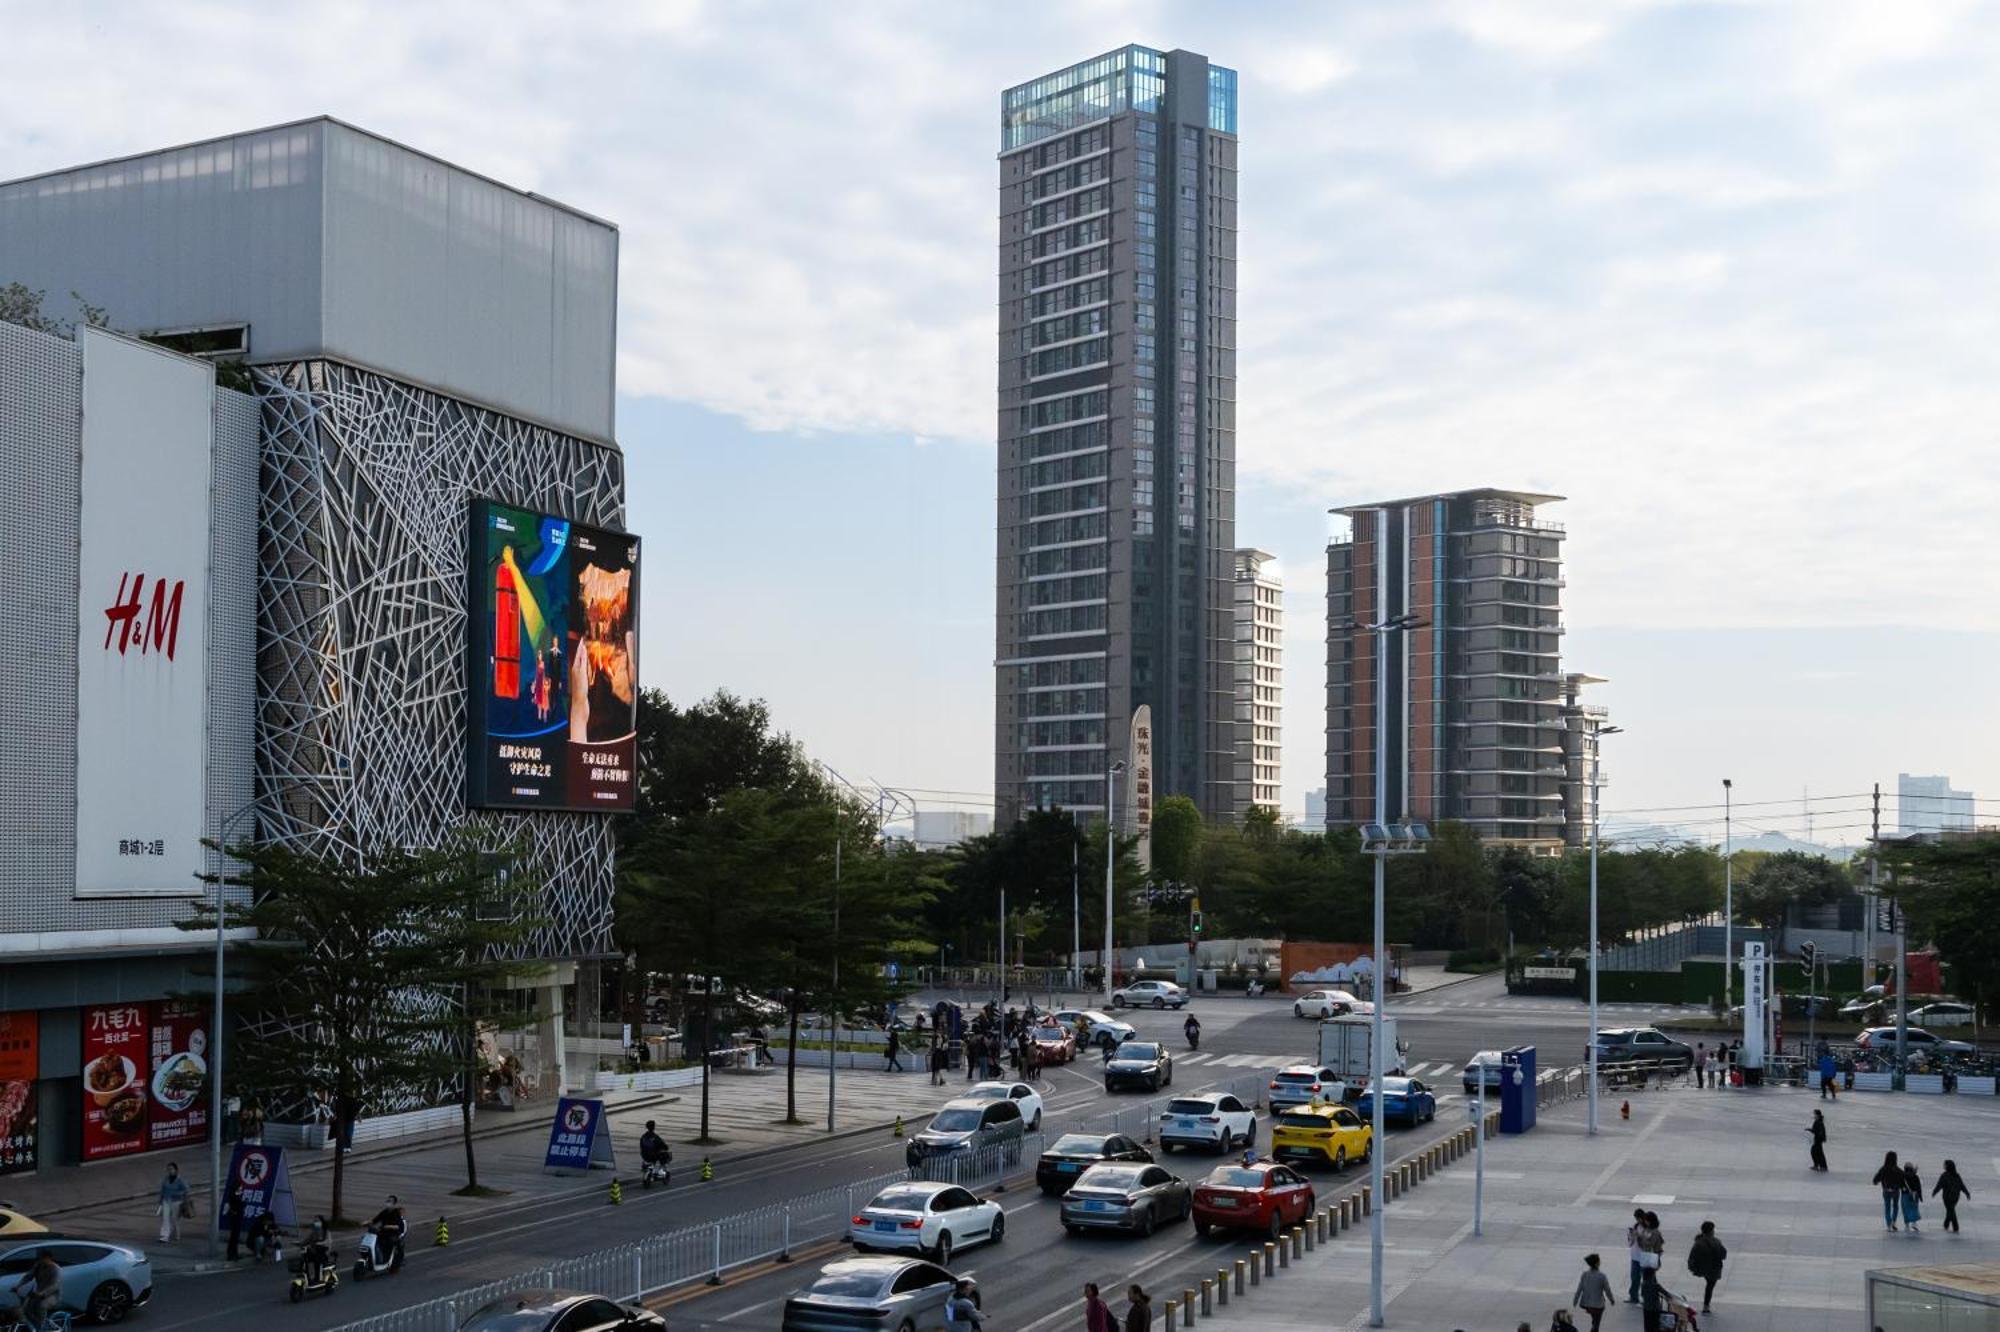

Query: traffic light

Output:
[1190, 898, 1204, 935]
[1799, 940, 1816, 975]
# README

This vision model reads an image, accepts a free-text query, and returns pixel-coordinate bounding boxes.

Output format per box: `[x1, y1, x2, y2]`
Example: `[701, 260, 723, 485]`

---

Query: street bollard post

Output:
[1315, 1209, 1327, 1242]
[1277, 1234, 1289, 1268]
[1200, 1279, 1212, 1316]
[1362, 1183, 1372, 1215]
[1164, 1299, 1177, 1332]
[1234, 1260, 1245, 1295]
[1182, 1290, 1195, 1322]
[1292, 1226, 1304, 1259]
[1304, 1217, 1315, 1250]
[780, 1204, 792, 1261]
[709, 1223, 723, 1285]
[1264, 1241, 1277, 1276]
[1217, 1269, 1229, 1306]
[1249, 1251, 1261, 1286]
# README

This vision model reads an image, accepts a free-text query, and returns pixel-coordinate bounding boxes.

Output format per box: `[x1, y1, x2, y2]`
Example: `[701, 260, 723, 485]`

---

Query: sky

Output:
[6, 0, 1998, 841]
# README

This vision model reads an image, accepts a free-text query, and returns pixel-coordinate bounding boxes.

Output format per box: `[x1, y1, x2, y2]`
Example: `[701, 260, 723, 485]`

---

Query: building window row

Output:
[1025, 306, 1108, 349]
[1026, 512, 1108, 547]
[1024, 572, 1107, 607]
[1031, 214, 1108, 258]
[1028, 125, 1108, 171]
[1026, 749, 1109, 778]
[1018, 544, 1105, 579]
[1021, 419, 1108, 460]
[1014, 656, 1106, 690]
[1022, 602, 1109, 640]
[1026, 337, 1108, 380]
[1023, 483, 1105, 518]
[1022, 390, 1107, 429]
[1029, 153, 1109, 200]
[1024, 450, 1107, 489]
[1021, 718, 1107, 749]
[1031, 248, 1109, 291]
[1027, 276, 1108, 319]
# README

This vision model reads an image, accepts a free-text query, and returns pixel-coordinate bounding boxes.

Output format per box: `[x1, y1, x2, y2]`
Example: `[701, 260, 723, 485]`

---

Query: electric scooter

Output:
[641, 1155, 672, 1189]
[352, 1225, 404, 1280]
[288, 1244, 339, 1302]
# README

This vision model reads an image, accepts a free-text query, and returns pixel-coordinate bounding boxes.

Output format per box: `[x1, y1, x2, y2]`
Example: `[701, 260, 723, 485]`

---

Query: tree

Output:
[1736, 850, 1849, 945]
[191, 843, 505, 1225]
[0, 283, 108, 336]
[1493, 846, 1562, 947]
[1150, 796, 1204, 885]
[1881, 835, 2000, 1014]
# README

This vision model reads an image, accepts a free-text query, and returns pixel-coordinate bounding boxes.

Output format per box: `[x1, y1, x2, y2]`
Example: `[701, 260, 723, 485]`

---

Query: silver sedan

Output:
[1059, 1162, 1192, 1238]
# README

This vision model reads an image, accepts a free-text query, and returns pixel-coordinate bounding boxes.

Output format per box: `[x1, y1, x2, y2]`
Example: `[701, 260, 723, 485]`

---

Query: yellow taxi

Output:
[1269, 1100, 1373, 1172]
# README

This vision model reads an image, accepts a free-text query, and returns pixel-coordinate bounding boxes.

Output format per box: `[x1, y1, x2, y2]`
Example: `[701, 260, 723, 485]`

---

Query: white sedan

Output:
[1159, 1093, 1257, 1153]
[1113, 980, 1188, 1009]
[1051, 1008, 1137, 1050]
[963, 1079, 1044, 1131]
[849, 1180, 1004, 1265]
[1292, 989, 1364, 1019]
[1910, 1002, 1977, 1029]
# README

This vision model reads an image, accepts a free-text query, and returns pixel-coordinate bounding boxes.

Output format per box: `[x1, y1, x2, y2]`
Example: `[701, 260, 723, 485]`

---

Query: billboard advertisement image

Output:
[81, 1003, 151, 1161]
[0, 1012, 38, 1175]
[468, 499, 639, 812]
[145, 1000, 210, 1149]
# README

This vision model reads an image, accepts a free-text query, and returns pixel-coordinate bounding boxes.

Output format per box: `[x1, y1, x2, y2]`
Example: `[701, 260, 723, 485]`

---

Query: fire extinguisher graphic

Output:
[494, 556, 520, 699]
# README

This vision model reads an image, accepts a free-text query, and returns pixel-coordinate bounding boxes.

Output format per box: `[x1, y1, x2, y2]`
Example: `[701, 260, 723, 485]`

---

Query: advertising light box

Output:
[467, 499, 640, 812]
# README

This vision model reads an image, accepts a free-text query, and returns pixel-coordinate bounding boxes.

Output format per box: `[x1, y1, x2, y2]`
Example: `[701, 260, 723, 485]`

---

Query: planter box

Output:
[1906, 1074, 1946, 1095]
[1850, 1072, 1895, 1092]
[1957, 1076, 1997, 1096]
[590, 1066, 705, 1094]
[265, 1104, 461, 1150]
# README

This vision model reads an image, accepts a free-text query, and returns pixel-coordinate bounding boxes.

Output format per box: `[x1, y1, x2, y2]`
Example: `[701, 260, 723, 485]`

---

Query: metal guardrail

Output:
[324, 1135, 1047, 1332]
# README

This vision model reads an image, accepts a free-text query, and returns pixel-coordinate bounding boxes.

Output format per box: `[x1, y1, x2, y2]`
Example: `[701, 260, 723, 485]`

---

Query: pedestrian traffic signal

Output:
[1191, 909, 1204, 935]
[1799, 941, 1816, 975]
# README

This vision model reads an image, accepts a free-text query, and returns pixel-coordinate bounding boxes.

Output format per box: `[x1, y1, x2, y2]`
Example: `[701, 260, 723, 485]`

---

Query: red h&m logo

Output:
[102, 572, 185, 661]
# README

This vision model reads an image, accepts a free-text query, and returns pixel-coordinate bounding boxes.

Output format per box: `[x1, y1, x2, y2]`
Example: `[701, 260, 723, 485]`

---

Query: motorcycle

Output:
[288, 1245, 339, 1303]
[1185, 1022, 1201, 1051]
[352, 1226, 405, 1280]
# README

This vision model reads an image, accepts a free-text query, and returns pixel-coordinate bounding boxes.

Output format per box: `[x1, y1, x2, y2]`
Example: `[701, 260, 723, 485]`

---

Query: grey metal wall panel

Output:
[320, 123, 617, 442]
[0, 124, 326, 361]
[0, 321, 253, 936]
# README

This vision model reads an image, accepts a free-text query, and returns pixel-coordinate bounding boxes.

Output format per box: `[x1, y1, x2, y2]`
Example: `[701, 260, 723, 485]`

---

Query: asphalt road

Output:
[145, 975, 1684, 1331]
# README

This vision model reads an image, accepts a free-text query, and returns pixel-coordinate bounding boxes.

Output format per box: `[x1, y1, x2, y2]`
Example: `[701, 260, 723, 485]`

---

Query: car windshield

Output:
[962, 1086, 1006, 1100]
[1082, 1011, 1112, 1023]
[1204, 1168, 1268, 1188]
[1051, 1134, 1109, 1154]
[1080, 1167, 1143, 1189]
[928, 1109, 981, 1131]
[1033, 1028, 1065, 1039]
[1278, 1113, 1329, 1128]
[1469, 1051, 1503, 1064]
[809, 1271, 891, 1298]
[1117, 1044, 1161, 1060]
[867, 1189, 938, 1212]
[1168, 1099, 1217, 1115]
[1379, 1080, 1410, 1093]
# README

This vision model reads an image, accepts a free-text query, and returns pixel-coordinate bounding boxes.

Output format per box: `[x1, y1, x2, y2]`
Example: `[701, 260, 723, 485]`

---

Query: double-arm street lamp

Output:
[1348, 606, 1427, 1330]
[1587, 724, 1623, 1137]
[1103, 761, 1126, 1000]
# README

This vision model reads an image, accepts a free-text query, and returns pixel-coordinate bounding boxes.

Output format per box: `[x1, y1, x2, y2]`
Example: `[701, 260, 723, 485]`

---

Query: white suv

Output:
[1159, 1093, 1256, 1153]
[1112, 980, 1188, 1010]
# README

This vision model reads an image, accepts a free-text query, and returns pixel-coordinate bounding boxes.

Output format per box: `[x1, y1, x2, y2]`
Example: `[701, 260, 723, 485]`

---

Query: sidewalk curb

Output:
[32, 1092, 682, 1222]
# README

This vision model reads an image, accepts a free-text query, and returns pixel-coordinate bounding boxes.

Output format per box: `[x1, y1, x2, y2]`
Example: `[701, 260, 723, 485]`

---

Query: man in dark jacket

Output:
[1934, 1159, 1973, 1232]
[1687, 1220, 1727, 1313]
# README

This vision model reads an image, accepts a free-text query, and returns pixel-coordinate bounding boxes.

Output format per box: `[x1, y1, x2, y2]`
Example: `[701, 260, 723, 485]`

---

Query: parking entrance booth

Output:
[1500, 1045, 1537, 1134]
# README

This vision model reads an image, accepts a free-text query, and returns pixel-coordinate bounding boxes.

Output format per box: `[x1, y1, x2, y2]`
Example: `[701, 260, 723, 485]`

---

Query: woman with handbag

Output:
[157, 1162, 191, 1243]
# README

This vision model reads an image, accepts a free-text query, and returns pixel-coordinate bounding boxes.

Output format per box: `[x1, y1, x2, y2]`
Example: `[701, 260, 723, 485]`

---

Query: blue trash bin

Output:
[1500, 1045, 1537, 1134]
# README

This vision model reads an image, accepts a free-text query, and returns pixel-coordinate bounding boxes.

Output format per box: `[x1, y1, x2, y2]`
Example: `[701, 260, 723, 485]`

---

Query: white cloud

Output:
[4, 0, 1997, 648]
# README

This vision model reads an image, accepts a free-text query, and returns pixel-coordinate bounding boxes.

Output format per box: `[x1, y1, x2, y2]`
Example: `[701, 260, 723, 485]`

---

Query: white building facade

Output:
[1233, 549, 1282, 817]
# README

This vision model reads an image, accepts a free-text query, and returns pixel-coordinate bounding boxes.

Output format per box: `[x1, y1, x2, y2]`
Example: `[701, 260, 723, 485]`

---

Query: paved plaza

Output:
[1193, 1079, 1996, 1331]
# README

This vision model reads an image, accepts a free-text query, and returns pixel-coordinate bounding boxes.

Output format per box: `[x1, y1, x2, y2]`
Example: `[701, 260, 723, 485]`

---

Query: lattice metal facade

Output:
[255, 359, 624, 961]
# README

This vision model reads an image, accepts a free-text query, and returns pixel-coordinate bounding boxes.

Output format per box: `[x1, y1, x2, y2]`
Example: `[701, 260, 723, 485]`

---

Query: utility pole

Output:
[1071, 828, 1081, 993]
[1104, 762, 1124, 1000]
[1723, 778, 1734, 1009]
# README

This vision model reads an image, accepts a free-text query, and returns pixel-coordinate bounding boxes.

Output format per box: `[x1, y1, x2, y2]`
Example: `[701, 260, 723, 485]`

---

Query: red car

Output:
[1030, 1026, 1077, 1064]
[1190, 1161, 1317, 1240]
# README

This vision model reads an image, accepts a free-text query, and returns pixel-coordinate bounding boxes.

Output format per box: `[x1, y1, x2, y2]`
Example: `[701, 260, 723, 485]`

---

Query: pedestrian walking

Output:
[1807, 1109, 1828, 1171]
[156, 1162, 190, 1243]
[1934, 1159, 1971, 1232]
[1625, 1208, 1649, 1303]
[1903, 1162, 1925, 1232]
[1818, 1049, 1839, 1099]
[929, 1041, 946, 1086]
[1686, 1220, 1726, 1313]
[1083, 1282, 1117, 1332]
[1571, 1252, 1613, 1331]
[885, 1026, 904, 1073]
[1874, 1151, 1904, 1230]
[222, 1181, 247, 1261]
[1123, 1285, 1152, 1332]
[1693, 1044, 1708, 1089]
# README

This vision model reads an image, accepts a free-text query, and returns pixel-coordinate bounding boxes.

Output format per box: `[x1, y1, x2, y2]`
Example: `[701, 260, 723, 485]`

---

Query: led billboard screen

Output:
[467, 499, 640, 812]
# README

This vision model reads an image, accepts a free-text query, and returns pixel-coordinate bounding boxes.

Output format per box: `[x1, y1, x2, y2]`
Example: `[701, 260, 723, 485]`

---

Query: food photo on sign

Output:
[0, 1012, 38, 1175]
[82, 1004, 150, 1160]
[147, 1000, 209, 1146]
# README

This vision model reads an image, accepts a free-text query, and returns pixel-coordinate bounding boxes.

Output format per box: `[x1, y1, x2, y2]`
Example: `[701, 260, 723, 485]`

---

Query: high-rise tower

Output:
[994, 46, 1239, 827]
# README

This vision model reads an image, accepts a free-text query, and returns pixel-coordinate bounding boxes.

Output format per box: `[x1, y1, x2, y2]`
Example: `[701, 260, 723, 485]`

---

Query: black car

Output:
[905, 1096, 1025, 1169]
[1590, 1027, 1694, 1071]
[1104, 1041, 1173, 1093]
[1058, 1163, 1192, 1237]
[456, 1289, 665, 1332]
[1036, 1132, 1153, 1195]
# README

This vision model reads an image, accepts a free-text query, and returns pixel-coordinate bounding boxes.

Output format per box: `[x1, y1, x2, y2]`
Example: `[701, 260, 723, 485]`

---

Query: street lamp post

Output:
[1723, 778, 1734, 1009]
[1587, 725, 1623, 1138]
[207, 799, 260, 1259]
[1104, 761, 1125, 1001]
[1071, 824, 1081, 993]
[1352, 597, 1426, 1331]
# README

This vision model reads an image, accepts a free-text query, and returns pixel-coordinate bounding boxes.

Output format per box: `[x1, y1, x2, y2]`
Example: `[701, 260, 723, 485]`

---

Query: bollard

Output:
[1200, 1279, 1212, 1317]
[1338, 1197, 1351, 1230]
[1234, 1259, 1246, 1295]
[1362, 1184, 1373, 1215]
[1249, 1251, 1261, 1286]
[1182, 1290, 1195, 1323]
[1264, 1241, 1277, 1276]
[1217, 1269, 1229, 1306]
[1164, 1300, 1177, 1332]
[1277, 1234, 1290, 1269]
[1315, 1209, 1327, 1243]
[1304, 1217, 1315, 1251]
[1292, 1226, 1304, 1259]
